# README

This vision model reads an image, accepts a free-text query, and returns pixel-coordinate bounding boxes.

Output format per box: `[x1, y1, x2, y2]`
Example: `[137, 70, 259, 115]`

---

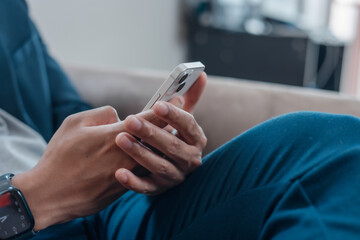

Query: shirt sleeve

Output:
[29, 21, 93, 132]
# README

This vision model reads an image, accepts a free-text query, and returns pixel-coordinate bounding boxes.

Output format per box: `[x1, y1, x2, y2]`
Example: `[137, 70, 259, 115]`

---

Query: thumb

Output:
[131, 97, 184, 130]
[183, 72, 207, 114]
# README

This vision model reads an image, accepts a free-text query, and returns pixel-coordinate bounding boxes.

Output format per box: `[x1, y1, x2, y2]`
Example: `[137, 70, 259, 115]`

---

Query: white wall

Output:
[27, 0, 186, 71]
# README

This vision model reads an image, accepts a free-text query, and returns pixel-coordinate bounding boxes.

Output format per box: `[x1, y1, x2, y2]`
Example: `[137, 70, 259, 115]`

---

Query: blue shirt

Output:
[0, 0, 91, 141]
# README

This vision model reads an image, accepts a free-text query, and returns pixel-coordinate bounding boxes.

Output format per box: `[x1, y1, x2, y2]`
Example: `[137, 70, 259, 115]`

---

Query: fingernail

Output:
[120, 135, 133, 149]
[156, 102, 169, 116]
[129, 117, 141, 131]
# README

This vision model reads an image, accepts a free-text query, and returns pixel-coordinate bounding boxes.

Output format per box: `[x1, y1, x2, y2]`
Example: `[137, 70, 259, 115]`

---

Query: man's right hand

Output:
[11, 106, 136, 231]
[10, 95, 185, 231]
[9, 94, 186, 232]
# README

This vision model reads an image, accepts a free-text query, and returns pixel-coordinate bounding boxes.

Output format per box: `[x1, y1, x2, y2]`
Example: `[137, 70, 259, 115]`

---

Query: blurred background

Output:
[28, 0, 360, 95]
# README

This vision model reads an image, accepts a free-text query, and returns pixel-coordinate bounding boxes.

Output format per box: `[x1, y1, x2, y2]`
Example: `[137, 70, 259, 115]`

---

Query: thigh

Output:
[33, 112, 360, 239]
[139, 112, 360, 239]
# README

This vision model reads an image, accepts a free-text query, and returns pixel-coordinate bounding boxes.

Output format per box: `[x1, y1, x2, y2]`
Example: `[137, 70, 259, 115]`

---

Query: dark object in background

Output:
[313, 43, 344, 91]
[184, 2, 344, 91]
[188, 23, 306, 86]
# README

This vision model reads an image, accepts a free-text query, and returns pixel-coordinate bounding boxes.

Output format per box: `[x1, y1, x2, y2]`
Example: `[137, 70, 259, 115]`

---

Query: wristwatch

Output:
[0, 174, 36, 240]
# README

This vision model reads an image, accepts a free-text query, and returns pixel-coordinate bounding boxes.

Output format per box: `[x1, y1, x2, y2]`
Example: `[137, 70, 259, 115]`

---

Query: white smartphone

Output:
[142, 62, 205, 111]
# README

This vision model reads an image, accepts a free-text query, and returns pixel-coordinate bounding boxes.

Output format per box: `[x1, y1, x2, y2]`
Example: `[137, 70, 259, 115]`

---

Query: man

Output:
[2, 1, 360, 239]
[1, 0, 207, 235]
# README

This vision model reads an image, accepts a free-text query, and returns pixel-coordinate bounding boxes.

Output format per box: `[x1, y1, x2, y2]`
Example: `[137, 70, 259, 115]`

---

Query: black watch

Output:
[0, 174, 36, 240]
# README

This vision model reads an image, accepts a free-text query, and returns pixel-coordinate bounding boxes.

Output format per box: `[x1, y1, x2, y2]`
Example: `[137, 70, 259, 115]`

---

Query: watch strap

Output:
[0, 173, 14, 194]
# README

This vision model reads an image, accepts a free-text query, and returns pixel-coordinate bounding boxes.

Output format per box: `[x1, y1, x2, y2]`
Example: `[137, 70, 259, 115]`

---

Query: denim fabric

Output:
[33, 112, 360, 239]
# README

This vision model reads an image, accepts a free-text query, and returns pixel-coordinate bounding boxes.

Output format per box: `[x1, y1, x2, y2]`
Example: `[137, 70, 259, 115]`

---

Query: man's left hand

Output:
[115, 101, 207, 195]
[114, 73, 207, 195]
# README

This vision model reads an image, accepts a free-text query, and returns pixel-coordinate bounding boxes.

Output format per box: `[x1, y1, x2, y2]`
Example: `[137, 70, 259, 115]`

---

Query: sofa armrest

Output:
[65, 65, 360, 155]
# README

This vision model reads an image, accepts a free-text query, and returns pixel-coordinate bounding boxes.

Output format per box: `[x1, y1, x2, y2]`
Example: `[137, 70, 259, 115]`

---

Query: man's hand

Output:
[9, 72, 207, 230]
[115, 73, 207, 195]
[11, 106, 138, 231]
[183, 72, 207, 113]
[115, 100, 207, 195]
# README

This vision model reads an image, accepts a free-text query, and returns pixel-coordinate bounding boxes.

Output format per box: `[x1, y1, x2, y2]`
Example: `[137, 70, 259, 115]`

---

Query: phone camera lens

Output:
[178, 73, 188, 84]
[176, 82, 186, 92]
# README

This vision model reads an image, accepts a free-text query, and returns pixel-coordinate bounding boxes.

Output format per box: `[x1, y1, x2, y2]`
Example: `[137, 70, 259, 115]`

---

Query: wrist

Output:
[11, 170, 59, 231]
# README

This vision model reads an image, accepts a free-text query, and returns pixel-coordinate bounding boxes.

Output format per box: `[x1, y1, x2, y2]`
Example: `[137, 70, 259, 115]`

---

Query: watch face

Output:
[0, 190, 33, 239]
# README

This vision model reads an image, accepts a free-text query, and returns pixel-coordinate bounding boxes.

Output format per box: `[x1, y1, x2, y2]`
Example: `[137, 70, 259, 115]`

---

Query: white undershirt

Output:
[0, 109, 46, 175]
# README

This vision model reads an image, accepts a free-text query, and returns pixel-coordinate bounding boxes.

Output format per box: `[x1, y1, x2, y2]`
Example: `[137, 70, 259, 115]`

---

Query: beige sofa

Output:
[66, 65, 360, 155]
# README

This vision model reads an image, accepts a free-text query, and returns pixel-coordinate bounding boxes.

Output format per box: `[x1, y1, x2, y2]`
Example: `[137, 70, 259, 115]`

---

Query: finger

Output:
[115, 168, 160, 195]
[105, 109, 169, 136]
[133, 96, 184, 130]
[168, 96, 185, 109]
[136, 110, 166, 128]
[121, 115, 199, 167]
[115, 132, 185, 182]
[137, 96, 184, 128]
[64, 106, 120, 127]
[153, 101, 207, 148]
[183, 72, 207, 113]
[163, 125, 177, 134]
[116, 168, 182, 196]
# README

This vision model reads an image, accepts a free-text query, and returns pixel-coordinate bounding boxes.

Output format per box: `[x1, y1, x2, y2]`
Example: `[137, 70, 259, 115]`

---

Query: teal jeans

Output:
[33, 112, 360, 239]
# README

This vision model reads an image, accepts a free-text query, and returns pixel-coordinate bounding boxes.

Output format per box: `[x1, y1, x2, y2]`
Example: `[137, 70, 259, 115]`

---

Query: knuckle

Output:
[167, 137, 182, 156]
[193, 157, 202, 168]
[143, 125, 156, 139]
[132, 144, 146, 159]
[102, 105, 116, 114]
[63, 113, 79, 126]
[177, 149, 202, 173]
[170, 173, 185, 184]
[200, 134, 208, 149]
[140, 185, 151, 195]
[102, 105, 118, 118]
[189, 151, 202, 169]
[155, 161, 169, 177]
[124, 115, 134, 126]
[63, 115, 72, 125]
[189, 160, 202, 172]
